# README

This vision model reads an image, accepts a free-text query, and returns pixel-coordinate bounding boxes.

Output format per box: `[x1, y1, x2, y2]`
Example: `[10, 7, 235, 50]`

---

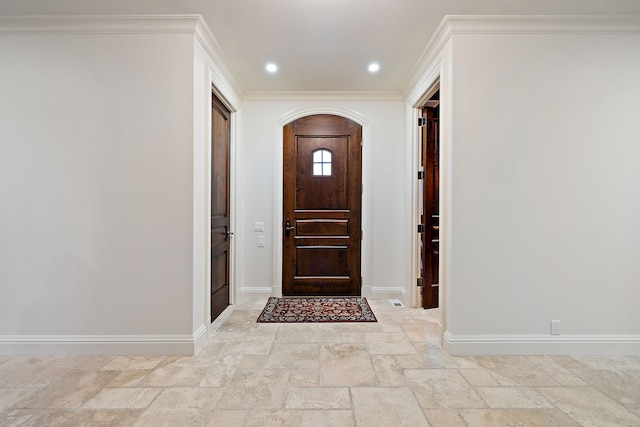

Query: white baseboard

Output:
[369, 286, 410, 305]
[238, 286, 274, 302]
[443, 332, 640, 356]
[192, 324, 208, 355]
[0, 332, 204, 356]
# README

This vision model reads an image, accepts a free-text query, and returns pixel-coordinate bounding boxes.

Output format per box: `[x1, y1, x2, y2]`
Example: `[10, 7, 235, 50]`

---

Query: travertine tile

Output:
[0, 388, 36, 411]
[423, 409, 468, 427]
[134, 408, 211, 427]
[276, 324, 342, 343]
[352, 387, 429, 426]
[524, 356, 588, 386]
[106, 369, 152, 387]
[402, 323, 435, 342]
[244, 410, 354, 427]
[2, 301, 639, 427]
[365, 332, 417, 354]
[420, 345, 480, 369]
[406, 369, 487, 409]
[548, 355, 591, 370]
[238, 354, 268, 370]
[211, 332, 275, 355]
[265, 342, 320, 370]
[573, 368, 640, 411]
[206, 410, 247, 426]
[0, 357, 66, 388]
[459, 408, 581, 427]
[137, 359, 206, 387]
[199, 355, 242, 387]
[285, 387, 350, 409]
[217, 370, 288, 409]
[47, 356, 113, 373]
[320, 343, 377, 386]
[338, 323, 381, 334]
[571, 355, 640, 371]
[538, 386, 640, 427]
[458, 369, 501, 387]
[476, 356, 559, 386]
[0, 409, 42, 426]
[216, 310, 276, 333]
[288, 370, 319, 387]
[371, 355, 408, 385]
[339, 332, 366, 342]
[13, 371, 118, 409]
[476, 387, 554, 408]
[44, 409, 142, 426]
[395, 354, 427, 369]
[82, 387, 160, 409]
[379, 324, 405, 333]
[150, 387, 221, 410]
[100, 356, 164, 371]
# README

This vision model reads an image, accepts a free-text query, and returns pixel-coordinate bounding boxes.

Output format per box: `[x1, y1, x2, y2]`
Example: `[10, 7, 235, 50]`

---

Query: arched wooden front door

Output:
[282, 114, 362, 296]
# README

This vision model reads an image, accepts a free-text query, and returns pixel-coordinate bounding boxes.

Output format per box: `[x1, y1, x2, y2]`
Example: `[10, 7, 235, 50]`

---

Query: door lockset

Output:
[285, 218, 295, 235]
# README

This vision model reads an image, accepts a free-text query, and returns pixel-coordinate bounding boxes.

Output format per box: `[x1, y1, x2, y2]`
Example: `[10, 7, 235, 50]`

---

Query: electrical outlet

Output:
[254, 222, 264, 232]
[551, 320, 561, 335]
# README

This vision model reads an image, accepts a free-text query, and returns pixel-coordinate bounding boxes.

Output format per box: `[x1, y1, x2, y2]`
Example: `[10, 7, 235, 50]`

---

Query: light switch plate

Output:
[254, 222, 264, 232]
[257, 236, 265, 247]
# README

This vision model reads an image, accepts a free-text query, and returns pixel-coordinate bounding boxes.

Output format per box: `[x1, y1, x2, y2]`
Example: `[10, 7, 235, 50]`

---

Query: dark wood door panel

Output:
[421, 94, 440, 309]
[283, 115, 362, 296]
[291, 277, 353, 296]
[295, 246, 349, 276]
[210, 247, 229, 319]
[295, 219, 349, 236]
[295, 136, 349, 210]
[210, 93, 231, 322]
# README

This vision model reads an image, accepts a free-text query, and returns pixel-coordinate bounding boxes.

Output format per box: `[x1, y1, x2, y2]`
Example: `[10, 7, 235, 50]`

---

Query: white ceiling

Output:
[2, 0, 640, 93]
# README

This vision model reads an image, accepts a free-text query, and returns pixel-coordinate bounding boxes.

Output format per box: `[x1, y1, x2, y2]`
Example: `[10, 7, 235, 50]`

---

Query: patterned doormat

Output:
[257, 297, 377, 323]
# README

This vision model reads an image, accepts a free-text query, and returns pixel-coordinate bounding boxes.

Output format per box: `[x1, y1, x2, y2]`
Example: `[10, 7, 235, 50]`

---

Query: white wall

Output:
[441, 28, 640, 354]
[235, 98, 410, 302]
[0, 29, 202, 353]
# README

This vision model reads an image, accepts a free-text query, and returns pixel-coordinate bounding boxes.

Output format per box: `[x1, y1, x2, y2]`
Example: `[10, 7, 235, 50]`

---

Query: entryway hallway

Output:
[1, 300, 638, 426]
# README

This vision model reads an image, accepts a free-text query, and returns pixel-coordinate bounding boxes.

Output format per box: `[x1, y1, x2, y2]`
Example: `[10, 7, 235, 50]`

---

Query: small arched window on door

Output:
[312, 149, 332, 176]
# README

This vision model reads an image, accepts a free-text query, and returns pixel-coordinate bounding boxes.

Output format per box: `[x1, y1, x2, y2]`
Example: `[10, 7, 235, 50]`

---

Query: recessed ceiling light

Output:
[266, 63, 278, 73]
[368, 63, 380, 73]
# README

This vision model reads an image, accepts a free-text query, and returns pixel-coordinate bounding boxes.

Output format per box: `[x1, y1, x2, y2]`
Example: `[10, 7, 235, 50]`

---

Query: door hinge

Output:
[417, 170, 425, 180]
[417, 277, 425, 287]
[417, 224, 426, 233]
[418, 117, 426, 127]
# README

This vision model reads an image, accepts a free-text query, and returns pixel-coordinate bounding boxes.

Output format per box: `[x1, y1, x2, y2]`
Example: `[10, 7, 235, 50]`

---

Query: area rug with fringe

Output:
[257, 297, 377, 323]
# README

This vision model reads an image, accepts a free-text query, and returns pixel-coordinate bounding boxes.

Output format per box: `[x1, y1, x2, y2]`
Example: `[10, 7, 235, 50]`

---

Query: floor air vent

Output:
[389, 299, 404, 307]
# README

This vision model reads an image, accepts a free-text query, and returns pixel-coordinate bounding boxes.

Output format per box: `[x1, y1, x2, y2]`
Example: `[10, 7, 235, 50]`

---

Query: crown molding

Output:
[244, 91, 403, 102]
[193, 16, 245, 109]
[403, 15, 640, 101]
[0, 14, 204, 34]
[0, 14, 245, 106]
[441, 14, 640, 35]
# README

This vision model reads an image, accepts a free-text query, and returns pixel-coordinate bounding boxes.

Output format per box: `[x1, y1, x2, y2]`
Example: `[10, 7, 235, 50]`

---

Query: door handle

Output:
[285, 218, 295, 235]
[226, 231, 234, 237]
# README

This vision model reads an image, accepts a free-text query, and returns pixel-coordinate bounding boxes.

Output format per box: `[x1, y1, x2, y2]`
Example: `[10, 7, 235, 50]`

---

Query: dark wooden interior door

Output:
[283, 115, 362, 296]
[210, 93, 231, 322]
[421, 94, 440, 309]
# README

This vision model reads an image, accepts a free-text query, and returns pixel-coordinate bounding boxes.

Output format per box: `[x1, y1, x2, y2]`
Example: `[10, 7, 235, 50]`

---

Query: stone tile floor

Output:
[0, 300, 639, 426]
